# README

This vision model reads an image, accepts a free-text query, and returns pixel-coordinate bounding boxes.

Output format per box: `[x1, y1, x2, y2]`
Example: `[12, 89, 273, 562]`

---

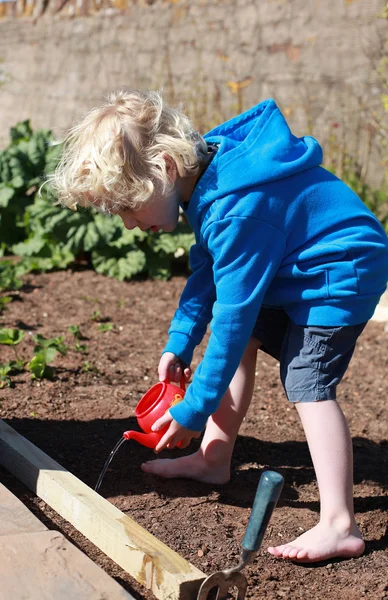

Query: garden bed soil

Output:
[0, 269, 387, 600]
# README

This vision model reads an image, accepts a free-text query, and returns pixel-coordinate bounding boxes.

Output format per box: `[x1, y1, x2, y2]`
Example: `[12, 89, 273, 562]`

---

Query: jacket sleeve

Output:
[169, 216, 286, 431]
[162, 239, 217, 366]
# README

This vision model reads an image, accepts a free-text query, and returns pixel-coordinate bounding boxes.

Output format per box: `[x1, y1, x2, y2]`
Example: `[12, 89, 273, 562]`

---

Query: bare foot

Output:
[268, 521, 365, 563]
[141, 450, 230, 484]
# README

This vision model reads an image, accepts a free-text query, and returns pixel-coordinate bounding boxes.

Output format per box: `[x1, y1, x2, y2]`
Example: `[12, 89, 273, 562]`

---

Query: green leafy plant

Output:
[0, 329, 61, 381]
[0, 327, 25, 361]
[2, 119, 385, 283]
[81, 295, 100, 304]
[97, 323, 114, 333]
[81, 361, 99, 374]
[0, 120, 195, 281]
[68, 324, 89, 353]
[0, 296, 12, 314]
[0, 121, 61, 254]
[116, 298, 126, 309]
[0, 260, 23, 292]
[0, 359, 24, 388]
[91, 310, 101, 321]
[8, 359, 25, 372]
[74, 342, 89, 354]
[0, 363, 12, 388]
[28, 352, 55, 380]
[28, 336, 61, 380]
[33, 333, 68, 356]
[68, 324, 84, 339]
[67, 325, 89, 354]
[9, 173, 194, 280]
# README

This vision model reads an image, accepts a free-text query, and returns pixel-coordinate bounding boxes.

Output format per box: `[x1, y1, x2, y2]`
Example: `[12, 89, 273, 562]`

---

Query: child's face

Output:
[88, 157, 182, 232]
[116, 187, 180, 233]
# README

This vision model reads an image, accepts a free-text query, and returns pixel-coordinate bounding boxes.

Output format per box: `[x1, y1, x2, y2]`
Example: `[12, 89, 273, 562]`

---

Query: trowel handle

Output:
[242, 470, 284, 555]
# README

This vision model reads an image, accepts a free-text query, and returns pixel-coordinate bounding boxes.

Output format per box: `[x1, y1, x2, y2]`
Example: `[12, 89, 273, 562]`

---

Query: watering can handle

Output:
[163, 375, 186, 392]
[241, 470, 284, 558]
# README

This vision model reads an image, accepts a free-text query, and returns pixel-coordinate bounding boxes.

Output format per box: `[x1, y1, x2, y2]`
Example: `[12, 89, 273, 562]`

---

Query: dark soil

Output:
[0, 270, 387, 600]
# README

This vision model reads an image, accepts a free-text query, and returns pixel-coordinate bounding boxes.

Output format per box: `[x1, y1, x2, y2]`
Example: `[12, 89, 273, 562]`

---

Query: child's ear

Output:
[164, 155, 178, 181]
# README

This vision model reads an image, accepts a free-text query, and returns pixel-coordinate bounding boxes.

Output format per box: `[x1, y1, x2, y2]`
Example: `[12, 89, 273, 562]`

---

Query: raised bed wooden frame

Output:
[0, 419, 206, 600]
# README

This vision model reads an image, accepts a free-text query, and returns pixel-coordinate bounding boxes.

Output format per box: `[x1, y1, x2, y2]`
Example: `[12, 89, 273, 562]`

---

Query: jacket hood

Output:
[189, 99, 323, 213]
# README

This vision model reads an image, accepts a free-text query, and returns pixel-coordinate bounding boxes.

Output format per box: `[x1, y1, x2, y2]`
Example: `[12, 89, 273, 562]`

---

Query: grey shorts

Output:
[252, 306, 367, 402]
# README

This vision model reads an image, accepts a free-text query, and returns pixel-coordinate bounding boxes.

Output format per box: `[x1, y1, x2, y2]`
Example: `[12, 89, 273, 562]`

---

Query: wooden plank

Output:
[0, 481, 47, 536]
[0, 530, 134, 600]
[0, 420, 205, 600]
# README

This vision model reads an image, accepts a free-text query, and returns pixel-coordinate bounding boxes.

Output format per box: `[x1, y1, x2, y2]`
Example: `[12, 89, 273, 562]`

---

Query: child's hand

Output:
[158, 352, 192, 384]
[152, 411, 201, 452]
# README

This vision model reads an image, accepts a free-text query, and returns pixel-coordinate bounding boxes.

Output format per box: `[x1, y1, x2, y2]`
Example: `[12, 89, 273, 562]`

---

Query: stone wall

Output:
[0, 0, 386, 185]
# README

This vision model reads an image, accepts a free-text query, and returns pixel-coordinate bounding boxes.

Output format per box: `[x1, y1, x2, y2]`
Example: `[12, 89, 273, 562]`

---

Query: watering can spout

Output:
[123, 430, 161, 449]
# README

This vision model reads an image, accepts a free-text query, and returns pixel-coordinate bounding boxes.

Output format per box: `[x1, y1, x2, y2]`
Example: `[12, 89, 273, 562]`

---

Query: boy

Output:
[52, 90, 388, 563]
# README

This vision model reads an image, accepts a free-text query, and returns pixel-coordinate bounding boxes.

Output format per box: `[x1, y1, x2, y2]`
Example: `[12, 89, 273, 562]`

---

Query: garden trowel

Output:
[197, 470, 284, 600]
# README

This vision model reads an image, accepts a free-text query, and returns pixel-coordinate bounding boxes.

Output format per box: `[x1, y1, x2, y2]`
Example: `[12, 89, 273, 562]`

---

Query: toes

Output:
[286, 547, 300, 560]
[267, 545, 287, 557]
[268, 544, 306, 560]
[281, 545, 295, 559]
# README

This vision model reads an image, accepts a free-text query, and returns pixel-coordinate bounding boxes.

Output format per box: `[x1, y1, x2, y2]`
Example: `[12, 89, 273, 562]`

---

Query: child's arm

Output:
[168, 216, 287, 432]
[163, 239, 216, 367]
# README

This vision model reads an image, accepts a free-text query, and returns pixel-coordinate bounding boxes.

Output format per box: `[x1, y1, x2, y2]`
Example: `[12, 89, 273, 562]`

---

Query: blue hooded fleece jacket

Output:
[164, 99, 388, 431]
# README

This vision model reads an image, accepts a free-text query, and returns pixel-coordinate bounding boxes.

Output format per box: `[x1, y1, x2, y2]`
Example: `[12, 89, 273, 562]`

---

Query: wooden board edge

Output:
[0, 419, 206, 600]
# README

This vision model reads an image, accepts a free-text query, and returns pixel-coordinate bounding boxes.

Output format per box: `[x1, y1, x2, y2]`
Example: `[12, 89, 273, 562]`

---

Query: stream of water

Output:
[95, 436, 126, 493]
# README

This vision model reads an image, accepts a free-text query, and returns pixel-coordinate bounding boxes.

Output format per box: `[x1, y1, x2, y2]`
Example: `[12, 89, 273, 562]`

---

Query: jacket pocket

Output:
[295, 243, 359, 299]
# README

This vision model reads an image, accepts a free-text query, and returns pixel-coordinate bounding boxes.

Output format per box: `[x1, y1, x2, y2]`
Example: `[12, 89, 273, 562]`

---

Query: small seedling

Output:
[0, 328, 25, 361]
[0, 363, 12, 388]
[80, 295, 100, 304]
[28, 353, 55, 380]
[28, 336, 61, 381]
[68, 324, 86, 340]
[0, 296, 12, 314]
[33, 334, 68, 356]
[81, 361, 99, 374]
[91, 310, 101, 322]
[0, 358, 24, 388]
[74, 342, 89, 354]
[0, 261, 23, 293]
[97, 323, 114, 333]
[8, 359, 25, 372]
[116, 298, 126, 309]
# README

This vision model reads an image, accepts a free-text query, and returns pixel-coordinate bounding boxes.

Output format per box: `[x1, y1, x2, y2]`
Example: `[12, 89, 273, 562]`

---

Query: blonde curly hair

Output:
[50, 89, 207, 212]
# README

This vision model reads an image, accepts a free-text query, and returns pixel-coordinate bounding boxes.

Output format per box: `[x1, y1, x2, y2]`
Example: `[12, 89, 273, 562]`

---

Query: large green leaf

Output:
[0, 186, 15, 207]
[10, 120, 33, 143]
[151, 231, 194, 255]
[83, 222, 102, 251]
[12, 234, 47, 256]
[92, 249, 147, 280]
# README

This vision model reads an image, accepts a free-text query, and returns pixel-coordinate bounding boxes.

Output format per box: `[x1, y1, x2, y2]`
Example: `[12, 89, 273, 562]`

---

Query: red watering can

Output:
[122, 377, 186, 449]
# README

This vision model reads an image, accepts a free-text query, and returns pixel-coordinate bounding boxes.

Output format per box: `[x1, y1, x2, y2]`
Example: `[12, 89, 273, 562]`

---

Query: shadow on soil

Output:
[3, 417, 387, 520]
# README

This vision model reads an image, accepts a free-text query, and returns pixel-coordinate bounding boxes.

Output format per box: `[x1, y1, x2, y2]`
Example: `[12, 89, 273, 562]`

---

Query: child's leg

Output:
[268, 399, 365, 562]
[141, 337, 260, 483]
